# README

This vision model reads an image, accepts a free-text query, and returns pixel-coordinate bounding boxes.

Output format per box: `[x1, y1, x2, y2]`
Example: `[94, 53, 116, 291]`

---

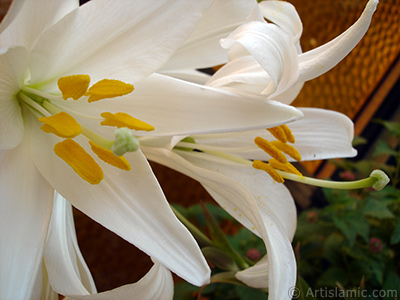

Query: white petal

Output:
[220, 21, 298, 97]
[29, 0, 213, 87]
[44, 193, 96, 296]
[31, 127, 210, 287]
[297, 0, 378, 82]
[161, 0, 261, 72]
[236, 255, 269, 288]
[66, 73, 303, 137]
[159, 69, 211, 85]
[197, 108, 357, 162]
[64, 259, 173, 300]
[175, 150, 297, 241]
[0, 0, 79, 49]
[0, 132, 53, 300]
[258, 1, 303, 50]
[0, 46, 29, 150]
[207, 55, 273, 97]
[143, 147, 296, 300]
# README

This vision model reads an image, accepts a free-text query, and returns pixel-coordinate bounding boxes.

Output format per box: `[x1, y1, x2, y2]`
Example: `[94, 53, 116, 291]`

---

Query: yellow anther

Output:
[253, 160, 284, 183]
[270, 140, 302, 161]
[254, 136, 287, 164]
[58, 75, 91, 100]
[54, 139, 104, 185]
[85, 79, 134, 102]
[89, 141, 131, 171]
[267, 126, 287, 143]
[100, 112, 154, 131]
[280, 124, 295, 143]
[268, 159, 303, 176]
[38, 112, 82, 138]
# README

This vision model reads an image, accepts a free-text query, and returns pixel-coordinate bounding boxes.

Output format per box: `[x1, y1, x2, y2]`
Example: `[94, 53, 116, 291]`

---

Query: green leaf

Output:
[235, 285, 268, 300]
[202, 246, 239, 271]
[201, 202, 249, 269]
[296, 276, 317, 300]
[318, 267, 348, 287]
[390, 219, 400, 245]
[374, 119, 400, 136]
[373, 140, 398, 157]
[362, 199, 394, 219]
[173, 282, 199, 300]
[382, 271, 400, 300]
[333, 213, 369, 246]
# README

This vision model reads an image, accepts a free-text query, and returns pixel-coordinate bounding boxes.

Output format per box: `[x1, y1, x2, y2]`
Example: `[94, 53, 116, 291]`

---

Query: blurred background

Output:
[1, 0, 399, 294]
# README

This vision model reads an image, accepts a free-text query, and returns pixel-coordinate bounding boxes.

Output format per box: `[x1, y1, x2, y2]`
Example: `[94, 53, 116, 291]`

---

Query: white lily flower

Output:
[0, 1, 303, 299]
[141, 107, 369, 300]
[207, 0, 379, 104]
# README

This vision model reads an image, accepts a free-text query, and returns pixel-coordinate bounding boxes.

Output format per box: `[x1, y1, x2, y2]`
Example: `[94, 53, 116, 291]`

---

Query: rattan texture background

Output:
[288, 0, 400, 118]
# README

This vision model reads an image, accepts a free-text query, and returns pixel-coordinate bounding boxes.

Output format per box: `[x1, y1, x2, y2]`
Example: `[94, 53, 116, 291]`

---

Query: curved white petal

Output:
[258, 1, 303, 50]
[161, 0, 261, 72]
[207, 56, 272, 97]
[0, 46, 29, 150]
[236, 254, 269, 288]
[196, 108, 357, 162]
[220, 21, 298, 97]
[0, 130, 53, 300]
[64, 259, 173, 300]
[181, 151, 297, 240]
[44, 193, 96, 296]
[0, 0, 79, 49]
[60, 73, 303, 137]
[160, 69, 211, 85]
[272, 81, 304, 105]
[143, 147, 296, 300]
[29, 0, 213, 88]
[297, 0, 378, 82]
[31, 126, 210, 287]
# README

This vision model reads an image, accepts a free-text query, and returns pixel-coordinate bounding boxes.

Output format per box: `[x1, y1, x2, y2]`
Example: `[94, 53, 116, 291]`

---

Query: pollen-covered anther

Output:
[38, 112, 82, 138]
[268, 159, 302, 176]
[100, 112, 154, 131]
[254, 136, 287, 164]
[58, 75, 91, 100]
[280, 124, 295, 143]
[54, 139, 104, 185]
[85, 79, 134, 102]
[253, 160, 284, 183]
[270, 140, 302, 161]
[267, 126, 287, 143]
[89, 141, 131, 171]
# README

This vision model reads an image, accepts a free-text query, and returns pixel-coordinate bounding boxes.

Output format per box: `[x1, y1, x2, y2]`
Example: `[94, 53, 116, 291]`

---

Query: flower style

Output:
[0, 0, 303, 298]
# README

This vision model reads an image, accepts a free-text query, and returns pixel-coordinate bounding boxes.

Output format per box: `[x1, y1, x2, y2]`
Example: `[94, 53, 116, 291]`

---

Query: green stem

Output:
[171, 205, 214, 248]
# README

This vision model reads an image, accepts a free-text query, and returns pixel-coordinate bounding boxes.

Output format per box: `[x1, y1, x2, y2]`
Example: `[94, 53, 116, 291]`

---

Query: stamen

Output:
[267, 126, 287, 143]
[58, 75, 91, 100]
[100, 112, 154, 131]
[270, 140, 302, 161]
[254, 137, 287, 163]
[280, 124, 295, 143]
[268, 159, 302, 176]
[252, 160, 284, 183]
[85, 79, 134, 102]
[38, 112, 82, 138]
[89, 141, 131, 171]
[54, 139, 104, 185]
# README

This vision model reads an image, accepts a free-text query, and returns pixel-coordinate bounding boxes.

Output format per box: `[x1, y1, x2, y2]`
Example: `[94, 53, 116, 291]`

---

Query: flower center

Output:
[17, 75, 155, 185]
